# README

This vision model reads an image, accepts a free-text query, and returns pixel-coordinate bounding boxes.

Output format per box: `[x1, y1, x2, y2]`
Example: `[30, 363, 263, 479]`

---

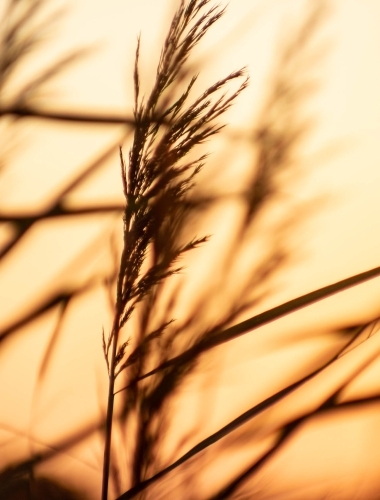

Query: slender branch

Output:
[208, 353, 380, 499]
[0, 422, 98, 471]
[0, 105, 171, 127]
[115, 325, 365, 499]
[115, 263, 380, 391]
[0, 136, 127, 260]
[102, 203, 133, 499]
[101, 320, 121, 500]
[0, 204, 124, 222]
[0, 419, 104, 488]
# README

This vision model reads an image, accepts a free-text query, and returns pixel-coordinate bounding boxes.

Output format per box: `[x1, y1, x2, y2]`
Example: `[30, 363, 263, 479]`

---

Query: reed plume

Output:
[101, 2, 248, 498]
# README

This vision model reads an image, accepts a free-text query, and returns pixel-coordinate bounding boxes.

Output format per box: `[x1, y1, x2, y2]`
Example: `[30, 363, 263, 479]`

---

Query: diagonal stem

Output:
[115, 263, 380, 391]
[115, 325, 364, 499]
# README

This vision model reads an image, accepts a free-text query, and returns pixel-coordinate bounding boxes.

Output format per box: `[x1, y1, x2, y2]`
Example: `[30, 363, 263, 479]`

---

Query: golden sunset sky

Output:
[2, 0, 380, 499]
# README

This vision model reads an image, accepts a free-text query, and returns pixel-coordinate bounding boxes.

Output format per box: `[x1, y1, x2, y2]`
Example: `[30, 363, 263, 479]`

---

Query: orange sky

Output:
[2, 1, 380, 499]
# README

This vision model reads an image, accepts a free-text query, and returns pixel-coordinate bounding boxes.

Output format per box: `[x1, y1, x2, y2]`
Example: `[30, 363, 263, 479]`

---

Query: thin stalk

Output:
[115, 262, 380, 389]
[0, 105, 170, 126]
[117, 325, 365, 499]
[101, 320, 120, 500]
[102, 204, 132, 500]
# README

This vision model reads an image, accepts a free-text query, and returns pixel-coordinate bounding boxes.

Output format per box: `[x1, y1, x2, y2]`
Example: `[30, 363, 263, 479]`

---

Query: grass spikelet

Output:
[101, 2, 248, 498]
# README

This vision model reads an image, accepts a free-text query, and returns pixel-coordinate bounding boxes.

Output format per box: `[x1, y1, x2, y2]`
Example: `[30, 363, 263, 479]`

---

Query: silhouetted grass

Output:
[100, 1, 249, 497]
[2, 1, 380, 499]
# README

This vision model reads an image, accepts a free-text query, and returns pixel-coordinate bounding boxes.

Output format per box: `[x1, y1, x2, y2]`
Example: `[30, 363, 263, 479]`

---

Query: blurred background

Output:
[2, 0, 380, 498]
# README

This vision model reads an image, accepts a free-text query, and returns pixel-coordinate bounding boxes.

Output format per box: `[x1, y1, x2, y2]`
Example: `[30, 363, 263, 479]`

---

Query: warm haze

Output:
[1, 0, 380, 499]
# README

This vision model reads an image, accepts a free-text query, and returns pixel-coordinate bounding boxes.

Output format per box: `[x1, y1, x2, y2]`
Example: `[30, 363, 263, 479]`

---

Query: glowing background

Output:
[2, 0, 380, 498]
